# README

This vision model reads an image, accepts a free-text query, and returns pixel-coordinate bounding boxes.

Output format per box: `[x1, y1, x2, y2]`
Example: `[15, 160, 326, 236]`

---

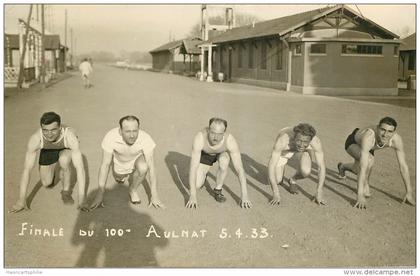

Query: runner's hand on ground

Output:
[402, 192, 416, 206]
[241, 196, 252, 209]
[89, 191, 105, 210]
[353, 195, 367, 209]
[269, 194, 281, 205]
[149, 197, 165, 209]
[312, 190, 327, 206]
[186, 195, 198, 209]
[78, 201, 90, 212]
[9, 200, 29, 213]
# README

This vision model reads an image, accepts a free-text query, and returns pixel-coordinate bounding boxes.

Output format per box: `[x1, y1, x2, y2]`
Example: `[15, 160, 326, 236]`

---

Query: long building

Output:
[201, 5, 401, 96]
[149, 38, 202, 74]
[398, 33, 416, 81]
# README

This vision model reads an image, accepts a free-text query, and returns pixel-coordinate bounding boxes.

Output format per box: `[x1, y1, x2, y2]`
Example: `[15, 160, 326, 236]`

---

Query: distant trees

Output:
[77, 51, 116, 63]
[397, 26, 414, 38]
[77, 50, 152, 64]
[188, 12, 260, 38]
[129, 51, 152, 63]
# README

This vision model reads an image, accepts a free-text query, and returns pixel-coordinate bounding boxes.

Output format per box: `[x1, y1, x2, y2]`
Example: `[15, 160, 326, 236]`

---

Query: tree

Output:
[188, 11, 260, 38]
[128, 51, 152, 63]
[77, 51, 116, 63]
[397, 26, 413, 38]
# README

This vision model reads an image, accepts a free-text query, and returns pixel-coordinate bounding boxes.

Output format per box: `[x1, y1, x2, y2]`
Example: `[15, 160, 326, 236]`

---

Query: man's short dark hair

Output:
[119, 115, 140, 128]
[40, 112, 61, 126]
[209, 117, 227, 130]
[293, 123, 316, 139]
[379, 117, 397, 129]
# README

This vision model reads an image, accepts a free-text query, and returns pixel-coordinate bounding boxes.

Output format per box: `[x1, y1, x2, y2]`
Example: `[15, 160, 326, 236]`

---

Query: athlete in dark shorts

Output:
[200, 150, 220, 166]
[10, 112, 88, 213]
[337, 117, 415, 209]
[185, 117, 252, 209]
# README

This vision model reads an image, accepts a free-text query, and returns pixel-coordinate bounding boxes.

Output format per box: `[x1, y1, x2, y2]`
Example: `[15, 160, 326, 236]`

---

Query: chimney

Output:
[225, 7, 234, 29]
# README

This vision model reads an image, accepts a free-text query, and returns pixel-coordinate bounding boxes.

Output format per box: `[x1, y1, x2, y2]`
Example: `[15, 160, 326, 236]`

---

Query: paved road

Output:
[5, 64, 416, 268]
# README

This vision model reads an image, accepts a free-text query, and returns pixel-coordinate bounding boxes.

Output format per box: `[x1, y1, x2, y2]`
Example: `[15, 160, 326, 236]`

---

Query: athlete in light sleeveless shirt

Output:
[268, 123, 326, 206]
[186, 117, 252, 209]
[10, 112, 88, 213]
[337, 116, 415, 209]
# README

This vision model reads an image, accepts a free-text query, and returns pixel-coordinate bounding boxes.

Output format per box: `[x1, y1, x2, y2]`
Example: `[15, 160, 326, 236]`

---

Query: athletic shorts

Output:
[39, 148, 66, 166]
[345, 128, 374, 156]
[276, 152, 295, 167]
[200, 150, 220, 166]
[112, 154, 146, 175]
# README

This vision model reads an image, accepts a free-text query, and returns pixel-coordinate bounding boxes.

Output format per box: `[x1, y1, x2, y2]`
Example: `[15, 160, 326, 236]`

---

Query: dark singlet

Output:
[345, 127, 393, 156]
[39, 127, 72, 166]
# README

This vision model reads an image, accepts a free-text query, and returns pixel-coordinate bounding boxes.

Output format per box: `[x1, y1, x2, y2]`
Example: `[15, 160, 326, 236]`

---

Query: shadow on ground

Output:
[164, 151, 214, 205]
[26, 154, 90, 208]
[71, 184, 168, 267]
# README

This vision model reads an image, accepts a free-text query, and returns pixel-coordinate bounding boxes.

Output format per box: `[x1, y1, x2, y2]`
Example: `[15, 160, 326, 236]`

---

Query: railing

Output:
[4, 67, 19, 82]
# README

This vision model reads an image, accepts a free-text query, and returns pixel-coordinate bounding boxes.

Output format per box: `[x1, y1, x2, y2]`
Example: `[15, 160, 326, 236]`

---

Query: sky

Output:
[4, 3, 416, 56]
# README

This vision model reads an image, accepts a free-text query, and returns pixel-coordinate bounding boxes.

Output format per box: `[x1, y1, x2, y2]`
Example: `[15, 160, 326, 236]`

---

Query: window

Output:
[342, 44, 383, 55]
[408, 51, 416, 70]
[294, 44, 302, 55]
[248, 42, 254, 68]
[276, 42, 283, 70]
[310, 44, 326, 54]
[261, 41, 267, 69]
[394, 46, 399, 56]
[238, 44, 242, 68]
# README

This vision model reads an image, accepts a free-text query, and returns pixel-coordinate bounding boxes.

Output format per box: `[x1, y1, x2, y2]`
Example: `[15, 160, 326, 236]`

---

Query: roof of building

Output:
[150, 38, 202, 54]
[205, 5, 398, 44]
[5, 33, 66, 50]
[181, 38, 202, 54]
[400, 33, 415, 51]
[149, 39, 184, 53]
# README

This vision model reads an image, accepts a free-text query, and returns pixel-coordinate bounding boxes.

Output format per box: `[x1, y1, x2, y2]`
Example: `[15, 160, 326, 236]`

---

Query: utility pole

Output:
[17, 4, 33, 90]
[74, 37, 77, 61]
[64, 9, 67, 72]
[70, 28, 73, 67]
[41, 4, 46, 88]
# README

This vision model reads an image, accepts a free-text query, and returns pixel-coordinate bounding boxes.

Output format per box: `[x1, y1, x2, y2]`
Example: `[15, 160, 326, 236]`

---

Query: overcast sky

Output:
[4, 4, 416, 56]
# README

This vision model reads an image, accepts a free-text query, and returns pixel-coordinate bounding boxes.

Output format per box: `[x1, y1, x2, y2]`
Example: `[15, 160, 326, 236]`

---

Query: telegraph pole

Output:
[17, 4, 33, 89]
[64, 9, 67, 72]
[41, 4, 46, 88]
[70, 28, 73, 67]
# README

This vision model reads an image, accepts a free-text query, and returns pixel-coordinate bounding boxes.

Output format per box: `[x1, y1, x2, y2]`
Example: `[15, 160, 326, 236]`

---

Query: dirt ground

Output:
[4, 65, 416, 268]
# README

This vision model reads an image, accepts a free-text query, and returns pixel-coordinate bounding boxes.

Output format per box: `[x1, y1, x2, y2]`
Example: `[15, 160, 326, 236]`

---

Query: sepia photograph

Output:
[3, 2, 417, 273]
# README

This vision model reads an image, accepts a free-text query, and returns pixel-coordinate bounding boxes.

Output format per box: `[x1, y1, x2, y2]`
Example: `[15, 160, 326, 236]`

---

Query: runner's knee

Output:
[58, 151, 72, 169]
[300, 166, 311, 178]
[40, 174, 54, 186]
[135, 160, 148, 176]
[368, 155, 375, 167]
[218, 154, 230, 171]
